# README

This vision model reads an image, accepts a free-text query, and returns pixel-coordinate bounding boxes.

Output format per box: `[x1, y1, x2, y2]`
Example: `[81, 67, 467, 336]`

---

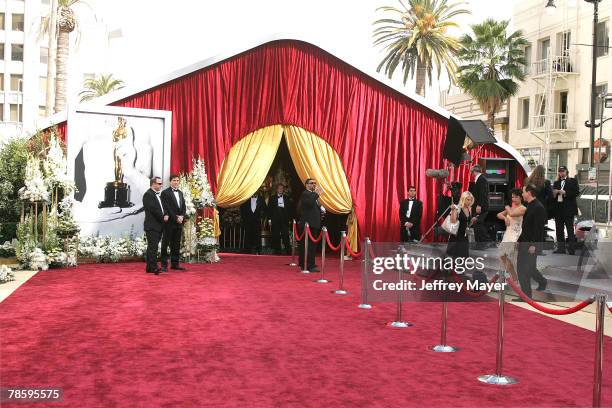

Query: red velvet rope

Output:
[292, 223, 304, 241]
[306, 225, 322, 243]
[324, 230, 341, 252]
[451, 273, 500, 298]
[507, 279, 595, 315]
[344, 239, 361, 258]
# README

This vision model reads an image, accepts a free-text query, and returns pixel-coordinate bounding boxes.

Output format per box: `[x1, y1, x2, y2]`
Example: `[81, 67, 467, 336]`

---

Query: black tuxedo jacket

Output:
[240, 195, 266, 224]
[518, 199, 546, 247]
[469, 174, 489, 212]
[143, 189, 166, 232]
[552, 177, 579, 217]
[399, 199, 423, 228]
[161, 187, 187, 225]
[298, 190, 321, 229]
[267, 194, 293, 225]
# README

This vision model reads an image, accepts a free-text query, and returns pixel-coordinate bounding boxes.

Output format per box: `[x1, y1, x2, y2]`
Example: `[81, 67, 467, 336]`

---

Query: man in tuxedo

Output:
[468, 165, 490, 249]
[142, 176, 168, 274]
[552, 166, 579, 255]
[160, 174, 187, 271]
[516, 184, 548, 299]
[240, 191, 266, 254]
[399, 186, 423, 242]
[267, 184, 293, 255]
[298, 178, 324, 272]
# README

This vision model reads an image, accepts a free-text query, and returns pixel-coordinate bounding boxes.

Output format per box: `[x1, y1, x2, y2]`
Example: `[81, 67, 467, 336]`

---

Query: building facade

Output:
[509, 0, 612, 176]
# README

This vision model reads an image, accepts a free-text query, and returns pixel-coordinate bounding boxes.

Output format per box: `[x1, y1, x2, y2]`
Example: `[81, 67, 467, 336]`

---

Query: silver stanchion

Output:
[430, 298, 458, 352]
[301, 222, 310, 274]
[289, 219, 297, 266]
[388, 259, 412, 328]
[358, 237, 372, 309]
[333, 231, 348, 295]
[316, 227, 330, 283]
[478, 271, 518, 385]
[593, 293, 606, 407]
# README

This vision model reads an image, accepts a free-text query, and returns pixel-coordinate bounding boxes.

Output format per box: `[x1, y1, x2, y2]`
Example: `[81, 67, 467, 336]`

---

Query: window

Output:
[596, 21, 609, 58]
[11, 44, 23, 61]
[10, 74, 22, 91]
[10, 104, 20, 122]
[40, 47, 48, 64]
[0, 43, 4, 60]
[595, 84, 608, 119]
[0, 104, 3, 122]
[0, 13, 5, 30]
[518, 98, 530, 129]
[0, 73, 3, 91]
[557, 31, 571, 56]
[523, 45, 532, 75]
[11, 14, 24, 32]
[38, 105, 47, 118]
[539, 38, 550, 60]
[39, 76, 47, 98]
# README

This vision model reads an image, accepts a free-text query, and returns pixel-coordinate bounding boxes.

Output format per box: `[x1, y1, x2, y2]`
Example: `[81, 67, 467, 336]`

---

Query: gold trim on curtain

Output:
[282, 125, 358, 251]
[213, 124, 284, 236]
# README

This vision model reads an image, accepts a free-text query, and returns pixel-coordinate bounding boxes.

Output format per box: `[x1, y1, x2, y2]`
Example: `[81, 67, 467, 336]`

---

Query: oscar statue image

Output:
[99, 116, 135, 208]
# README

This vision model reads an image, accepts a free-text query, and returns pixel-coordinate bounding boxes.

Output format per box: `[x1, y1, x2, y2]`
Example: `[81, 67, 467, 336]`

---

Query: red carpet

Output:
[0, 254, 610, 407]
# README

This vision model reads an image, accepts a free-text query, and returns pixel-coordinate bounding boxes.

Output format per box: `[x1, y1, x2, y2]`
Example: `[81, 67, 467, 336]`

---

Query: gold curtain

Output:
[282, 125, 358, 251]
[213, 125, 284, 236]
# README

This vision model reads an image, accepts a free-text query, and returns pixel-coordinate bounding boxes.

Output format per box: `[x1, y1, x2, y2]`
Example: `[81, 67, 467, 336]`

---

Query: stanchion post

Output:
[289, 220, 297, 266]
[478, 271, 518, 385]
[429, 299, 458, 352]
[388, 248, 412, 328]
[358, 237, 372, 309]
[593, 293, 606, 408]
[316, 227, 330, 283]
[302, 222, 310, 274]
[333, 231, 348, 295]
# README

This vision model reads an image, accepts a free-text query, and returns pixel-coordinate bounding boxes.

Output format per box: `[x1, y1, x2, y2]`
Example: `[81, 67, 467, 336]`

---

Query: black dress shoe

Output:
[567, 250, 575, 255]
[146, 270, 154, 274]
[153, 268, 160, 275]
[536, 280, 548, 291]
[171, 266, 186, 271]
[309, 267, 320, 272]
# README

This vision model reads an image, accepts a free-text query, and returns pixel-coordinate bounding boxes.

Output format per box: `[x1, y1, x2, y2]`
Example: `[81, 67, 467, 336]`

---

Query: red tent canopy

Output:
[58, 39, 528, 242]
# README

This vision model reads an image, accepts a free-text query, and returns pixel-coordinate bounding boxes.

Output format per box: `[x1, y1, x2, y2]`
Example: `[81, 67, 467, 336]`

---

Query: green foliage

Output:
[373, 0, 470, 92]
[79, 74, 125, 102]
[456, 19, 528, 129]
[0, 137, 30, 242]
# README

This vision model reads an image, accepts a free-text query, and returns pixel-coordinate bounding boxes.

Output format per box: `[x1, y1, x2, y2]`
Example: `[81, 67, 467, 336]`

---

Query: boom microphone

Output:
[425, 168, 450, 179]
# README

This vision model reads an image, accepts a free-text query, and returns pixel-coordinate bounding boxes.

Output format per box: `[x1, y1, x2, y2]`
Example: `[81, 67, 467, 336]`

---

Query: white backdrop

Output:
[67, 106, 172, 237]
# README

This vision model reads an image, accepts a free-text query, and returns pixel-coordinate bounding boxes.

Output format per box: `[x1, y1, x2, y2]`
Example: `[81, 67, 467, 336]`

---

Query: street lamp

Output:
[545, 0, 603, 169]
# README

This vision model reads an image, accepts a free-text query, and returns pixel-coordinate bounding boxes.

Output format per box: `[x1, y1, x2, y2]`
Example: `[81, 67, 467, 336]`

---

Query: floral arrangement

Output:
[28, 247, 49, 271]
[0, 265, 15, 284]
[0, 240, 16, 257]
[190, 157, 216, 208]
[18, 155, 50, 202]
[42, 136, 75, 194]
[181, 219, 198, 259]
[55, 197, 80, 239]
[197, 218, 218, 250]
[78, 234, 147, 263]
[178, 176, 197, 217]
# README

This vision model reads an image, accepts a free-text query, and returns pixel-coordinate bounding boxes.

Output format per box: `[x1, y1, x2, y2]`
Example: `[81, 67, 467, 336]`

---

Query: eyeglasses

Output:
[307, 182, 317, 185]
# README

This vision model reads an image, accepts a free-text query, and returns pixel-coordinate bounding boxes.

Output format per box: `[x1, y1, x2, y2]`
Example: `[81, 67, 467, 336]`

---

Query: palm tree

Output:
[456, 19, 528, 133]
[373, 0, 470, 97]
[39, 0, 90, 113]
[79, 74, 125, 102]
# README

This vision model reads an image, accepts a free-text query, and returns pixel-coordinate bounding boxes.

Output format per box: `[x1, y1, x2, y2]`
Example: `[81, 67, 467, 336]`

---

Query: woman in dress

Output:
[497, 188, 526, 281]
[525, 164, 553, 219]
[447, 191, 475, 259]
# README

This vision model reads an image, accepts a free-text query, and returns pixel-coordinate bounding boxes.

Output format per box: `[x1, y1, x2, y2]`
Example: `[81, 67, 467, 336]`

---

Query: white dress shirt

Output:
[250, 197, 258, 213]
[155, 191, 164, 212]
[277, 195, 284, 208]
[406, 200, 414, 218]
[173, 189, 181, 207]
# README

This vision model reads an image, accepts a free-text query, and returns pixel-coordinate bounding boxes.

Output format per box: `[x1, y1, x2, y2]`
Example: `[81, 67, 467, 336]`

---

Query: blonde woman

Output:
[447, 191, 475, 258]
[496, 189, 526, 281]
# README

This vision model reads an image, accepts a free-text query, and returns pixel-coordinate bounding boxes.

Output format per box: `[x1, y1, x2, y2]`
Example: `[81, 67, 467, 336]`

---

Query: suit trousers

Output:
[555, 215, 575, 252]
[298, 226, 319, 270]
[271, 222, 291, 254]
[161, 224, 183, 267]
[473, 211, 489, 242]
[516, 244, 546, 298]
[145, 230, 162, 271]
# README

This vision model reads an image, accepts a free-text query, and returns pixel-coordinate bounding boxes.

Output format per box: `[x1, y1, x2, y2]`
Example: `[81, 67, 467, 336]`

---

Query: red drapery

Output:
[112, 39, 521, 242]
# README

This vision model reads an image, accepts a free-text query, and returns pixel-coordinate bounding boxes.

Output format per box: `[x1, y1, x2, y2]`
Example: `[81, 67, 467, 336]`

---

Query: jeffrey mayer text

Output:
[372, 279, 506, 293]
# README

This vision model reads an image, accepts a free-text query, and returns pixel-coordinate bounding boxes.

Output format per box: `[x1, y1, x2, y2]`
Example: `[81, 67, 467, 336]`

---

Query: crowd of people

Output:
[400, 164, 581, 299]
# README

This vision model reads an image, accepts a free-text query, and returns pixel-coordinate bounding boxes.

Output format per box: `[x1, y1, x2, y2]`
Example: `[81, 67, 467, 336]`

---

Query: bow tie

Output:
[155, 192, 160, 196]
[173, 189, 178, 192]
[278, 195, 283, 197]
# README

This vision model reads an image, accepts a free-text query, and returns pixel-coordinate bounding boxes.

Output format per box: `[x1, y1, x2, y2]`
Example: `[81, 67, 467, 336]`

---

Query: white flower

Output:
[0, 265, 16, 283]
[29, 248, 49, 271]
